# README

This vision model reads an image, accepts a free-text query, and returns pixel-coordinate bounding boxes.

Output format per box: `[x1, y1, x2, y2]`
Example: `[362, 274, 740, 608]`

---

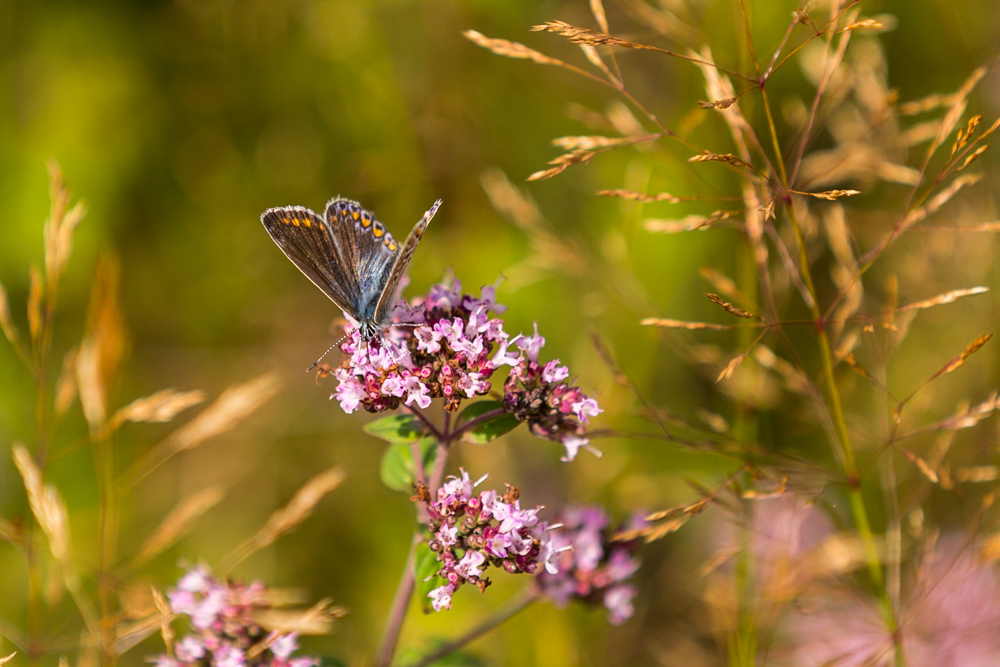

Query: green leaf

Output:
[318, 657, 348, 667]
[379, 438, 437, 492]
[414, 540, 447, 613]
[456, 400, 522, 445]
[363, 413, 429, 444]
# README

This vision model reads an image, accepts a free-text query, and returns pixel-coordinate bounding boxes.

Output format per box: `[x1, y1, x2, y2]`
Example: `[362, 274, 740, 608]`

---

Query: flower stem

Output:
[427, 440, 450, 496]
[447, 408, 507, 444]
[407, 406, 444, 442]
[375, 532, 422, 667]
[376, 417, 453, 667]
[406, 588, 538, 667]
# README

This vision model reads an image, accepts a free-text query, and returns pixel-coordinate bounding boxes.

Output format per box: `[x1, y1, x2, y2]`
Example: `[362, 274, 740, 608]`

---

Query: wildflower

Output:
[603, 585, 637, 625]
[503, 359, 603, 461]
[268, 633, 298, 660]
[428, 584, 455, 611]
[174, 636, 205, 662]
[541, 360, 569, 383]
[535, 506, 644, 625]
[415, 468, 553, 611]
[150, 566, 322, 667]
[327, 275, 603, 461]
[516, 323, 545, 362]
[214, 646, 245, 667]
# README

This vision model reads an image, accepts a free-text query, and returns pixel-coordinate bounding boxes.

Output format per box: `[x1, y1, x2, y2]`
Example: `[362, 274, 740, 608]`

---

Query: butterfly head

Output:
[357, 318, 383, 343]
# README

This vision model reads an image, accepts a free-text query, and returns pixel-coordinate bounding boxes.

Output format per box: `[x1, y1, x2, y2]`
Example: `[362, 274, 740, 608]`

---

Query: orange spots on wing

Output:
[352, 211, 360, 220]
[303, 218, 311, 227]
[292, 218, 301, 227]
[361, 217, 372, 227]
[282, 217, 290, 225]
[373, 226, 385, 237]
[387, 242, 397, 251]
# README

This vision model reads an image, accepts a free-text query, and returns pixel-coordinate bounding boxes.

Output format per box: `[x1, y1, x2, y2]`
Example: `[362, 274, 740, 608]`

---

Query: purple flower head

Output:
[324, 275, 603, 461]
[535, 506, 644, 625]
[516, 323, 545, 362]
[150, 566, 323, 667]
[268, 633, 299, 660]
[428, 584, 455, 612]
[414, 469, 552, 611]
[214, 646, 245, 667]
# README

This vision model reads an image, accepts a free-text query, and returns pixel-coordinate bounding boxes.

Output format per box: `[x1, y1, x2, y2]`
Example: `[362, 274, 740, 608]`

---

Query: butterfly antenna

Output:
[306, 331, 350, 372]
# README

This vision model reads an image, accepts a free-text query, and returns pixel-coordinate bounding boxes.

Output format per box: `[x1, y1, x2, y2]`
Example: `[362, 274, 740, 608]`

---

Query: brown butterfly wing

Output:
[323, 197, 400, 323]
[260, 206, 356, 315]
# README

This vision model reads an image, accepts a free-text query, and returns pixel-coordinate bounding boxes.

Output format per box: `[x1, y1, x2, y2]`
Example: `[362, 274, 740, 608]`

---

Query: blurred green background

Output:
[1, 0, 1000, 665]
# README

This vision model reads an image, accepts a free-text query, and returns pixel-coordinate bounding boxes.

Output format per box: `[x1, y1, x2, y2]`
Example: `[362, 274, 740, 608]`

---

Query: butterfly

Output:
[261, 196, 441, 366]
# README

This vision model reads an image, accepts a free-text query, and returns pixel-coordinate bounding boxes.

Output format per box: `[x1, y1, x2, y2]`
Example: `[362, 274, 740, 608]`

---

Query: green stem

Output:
[759, 89, 788, 187]
[785, 207, 893, 632]
[754, 24, 895, 626]
[733, 510, 757, 667]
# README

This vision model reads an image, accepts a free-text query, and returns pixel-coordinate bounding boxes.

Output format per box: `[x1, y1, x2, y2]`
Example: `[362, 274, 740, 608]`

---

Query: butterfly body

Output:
[261, 196, 442, 345]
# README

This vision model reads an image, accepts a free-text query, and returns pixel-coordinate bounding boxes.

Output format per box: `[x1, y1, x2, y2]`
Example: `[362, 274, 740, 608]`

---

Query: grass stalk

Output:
[741, 0, 897, 629]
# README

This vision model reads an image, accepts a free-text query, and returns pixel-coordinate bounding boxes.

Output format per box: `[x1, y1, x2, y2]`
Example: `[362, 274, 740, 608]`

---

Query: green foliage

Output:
[379, 439, 437, 492]
[456, 400, 521, 444]
[364, 414, 429, 445]
[368, 414, 437, 492]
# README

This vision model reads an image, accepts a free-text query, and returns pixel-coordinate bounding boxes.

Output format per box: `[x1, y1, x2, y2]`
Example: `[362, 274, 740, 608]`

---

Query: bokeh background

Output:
[2, 0, 1000, 665]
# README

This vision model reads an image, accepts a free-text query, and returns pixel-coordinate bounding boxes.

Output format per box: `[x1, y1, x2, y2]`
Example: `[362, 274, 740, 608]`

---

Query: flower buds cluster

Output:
[413, 469, 557, 612]
[535, 506, 642, 625]
[501, 326, 603, 461]
[152, 567, 318, 667]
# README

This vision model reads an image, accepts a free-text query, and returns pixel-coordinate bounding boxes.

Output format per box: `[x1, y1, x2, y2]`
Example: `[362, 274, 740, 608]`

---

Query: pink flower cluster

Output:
[331, 278, 511, 414]
[415, 469, 558, 612]
[151, 567, 318, 667]
[501, 329, 603, 461]
[329, 276, 603, 461]
[535, 506, 642, 625]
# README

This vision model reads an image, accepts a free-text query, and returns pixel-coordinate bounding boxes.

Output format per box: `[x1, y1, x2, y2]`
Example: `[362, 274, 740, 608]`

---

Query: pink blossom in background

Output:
[783, 535, 1000, 666]
[535, 506, 643, 625]
[151, 567, 320, 667]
